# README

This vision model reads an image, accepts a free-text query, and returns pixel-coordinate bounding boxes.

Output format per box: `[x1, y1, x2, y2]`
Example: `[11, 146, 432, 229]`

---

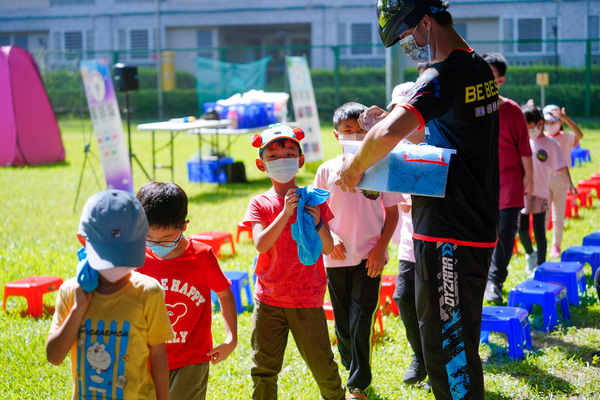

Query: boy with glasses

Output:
[137, 181, 238, 400]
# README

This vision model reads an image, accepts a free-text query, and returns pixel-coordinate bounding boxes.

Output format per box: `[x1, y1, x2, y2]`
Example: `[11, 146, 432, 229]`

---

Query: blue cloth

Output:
[291, 185, 330, 265]
[76, 247, 99, 292]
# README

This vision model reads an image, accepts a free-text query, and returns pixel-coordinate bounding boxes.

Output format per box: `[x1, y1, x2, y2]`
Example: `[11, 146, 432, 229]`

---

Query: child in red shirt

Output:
[243, 124, 345, 400]
[137, 181, 237, 400]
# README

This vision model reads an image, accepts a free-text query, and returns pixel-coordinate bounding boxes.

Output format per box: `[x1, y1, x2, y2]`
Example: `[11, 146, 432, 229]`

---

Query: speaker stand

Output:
[125, 91, 152, 181]
[73, 143, 102, 211]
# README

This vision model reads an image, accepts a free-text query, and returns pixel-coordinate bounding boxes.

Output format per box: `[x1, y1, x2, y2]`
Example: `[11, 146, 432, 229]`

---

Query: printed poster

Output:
[286, 56, 324, 162]
[80, 59, 133, 192]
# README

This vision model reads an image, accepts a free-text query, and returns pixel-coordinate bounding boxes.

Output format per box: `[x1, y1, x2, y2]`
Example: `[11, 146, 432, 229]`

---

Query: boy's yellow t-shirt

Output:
[49, 271, 174, 400]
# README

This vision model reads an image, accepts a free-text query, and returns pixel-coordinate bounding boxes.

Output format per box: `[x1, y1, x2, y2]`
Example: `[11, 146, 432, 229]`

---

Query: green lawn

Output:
[1, 119, 600, 399]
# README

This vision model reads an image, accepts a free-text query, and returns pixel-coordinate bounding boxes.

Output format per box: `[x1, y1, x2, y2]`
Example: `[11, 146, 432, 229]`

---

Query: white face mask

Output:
[265, 157, 299, 183]
[399, 24, 431, 63]
[97, 267, 136, 282]
[338, 133, 367, 142]
[545, 123, 561, 136]
[528, 125, 542, 140]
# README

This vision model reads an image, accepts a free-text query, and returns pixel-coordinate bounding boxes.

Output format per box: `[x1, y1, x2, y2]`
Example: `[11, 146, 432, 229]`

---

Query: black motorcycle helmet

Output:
[377, 0, 428, 48]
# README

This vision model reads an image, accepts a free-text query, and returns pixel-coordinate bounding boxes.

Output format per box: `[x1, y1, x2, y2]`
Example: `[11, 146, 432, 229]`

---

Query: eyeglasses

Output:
[146, 230, 184, 248]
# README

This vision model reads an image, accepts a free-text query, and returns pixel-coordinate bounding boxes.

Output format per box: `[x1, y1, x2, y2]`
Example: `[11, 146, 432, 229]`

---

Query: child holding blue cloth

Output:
[242, 124, 345, 400]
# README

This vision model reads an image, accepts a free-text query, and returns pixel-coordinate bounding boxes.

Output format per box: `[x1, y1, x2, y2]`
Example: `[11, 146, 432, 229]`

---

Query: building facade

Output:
[1, 0, 599, 75]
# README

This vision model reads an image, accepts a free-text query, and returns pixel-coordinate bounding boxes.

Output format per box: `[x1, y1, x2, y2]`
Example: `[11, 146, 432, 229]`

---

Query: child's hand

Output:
[552, 106, 569, 122]
[335, 154, 362, 193]
[74, 284, 92, 312]
[330, 237, 347, 260]
[283, 188, 300, 217]
[568, 183, 578, 196]
[358, 106, 388, 131]
[304, 204, 321, 226]
[207, 341, 236, 364]
[366, 244, 386, 278]
[399, 201, 412, 214]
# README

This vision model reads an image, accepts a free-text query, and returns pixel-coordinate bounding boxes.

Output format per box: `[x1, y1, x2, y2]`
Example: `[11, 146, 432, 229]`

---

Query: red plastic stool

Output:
[3, 276, 63, 317]
[565, 194, 579, 219]
[576, 186, 592, 208]
[380, 274, 399, 315]
[236, 222, 253, 243]
[513, 236, 520, 255]
[578, 179, 600, 200]
[190, 231, 235, 258]
[323, 300, 384, 336]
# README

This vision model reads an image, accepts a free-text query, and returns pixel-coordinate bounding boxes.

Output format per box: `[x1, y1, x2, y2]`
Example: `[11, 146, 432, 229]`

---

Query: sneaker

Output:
[484, 281, 503, 305]
[403, 354, 427, 384]
[525, 250, 537, 276]
[550, 245, 561, 258]
[422, 379, 431, 392]
[346, 387, 367, 400]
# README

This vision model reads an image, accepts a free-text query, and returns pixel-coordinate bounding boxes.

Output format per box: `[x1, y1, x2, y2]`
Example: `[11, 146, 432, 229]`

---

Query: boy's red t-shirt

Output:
[138, 238, 231, 370]
[243, 188, 334, 308]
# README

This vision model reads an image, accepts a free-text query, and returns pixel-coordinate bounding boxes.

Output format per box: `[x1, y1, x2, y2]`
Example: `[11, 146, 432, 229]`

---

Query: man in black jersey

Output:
[337, 1, 499, 399]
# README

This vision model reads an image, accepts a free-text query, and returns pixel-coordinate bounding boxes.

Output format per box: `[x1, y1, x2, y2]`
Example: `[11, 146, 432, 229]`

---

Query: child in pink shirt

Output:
[543, 104, 583, 257]
[519, 105, 575, 276]
[313, 102, 401, 399]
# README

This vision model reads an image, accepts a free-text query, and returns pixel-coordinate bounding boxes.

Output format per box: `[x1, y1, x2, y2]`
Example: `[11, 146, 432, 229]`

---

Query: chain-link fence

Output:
[33, 38, 600, 122]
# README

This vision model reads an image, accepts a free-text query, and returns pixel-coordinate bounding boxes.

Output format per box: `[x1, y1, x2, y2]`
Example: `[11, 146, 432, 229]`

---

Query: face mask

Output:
[265, 157, 299, 183]
[545, 123, 561, 136]
[97, 267, 136, 282]
[399, 24, 431, 63]
[338, 132, 367, 142]
[528, 125, 542, 140]
[148, 242, 178, 258]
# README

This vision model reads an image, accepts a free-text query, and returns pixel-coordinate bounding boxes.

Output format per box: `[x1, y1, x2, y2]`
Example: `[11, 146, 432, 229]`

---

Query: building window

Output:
[13, 35, 29, 49]
[590, 16, 599, 53]
[546, 17, 557, 53]
[64, 31, 83, 60]
[517, 18, 542, 52]
[130, 29, 149, 59]
[197, 30, 213, 59]
[351, 23, 372, 55]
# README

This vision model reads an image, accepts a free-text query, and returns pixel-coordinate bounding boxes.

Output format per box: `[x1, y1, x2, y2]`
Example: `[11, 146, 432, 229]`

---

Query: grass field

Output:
[1, 118, 600, 399]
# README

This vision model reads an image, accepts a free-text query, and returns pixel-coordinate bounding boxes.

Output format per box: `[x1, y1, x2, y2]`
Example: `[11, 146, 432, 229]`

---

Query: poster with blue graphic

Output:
[80, 59, 133, 192]
[286, 56, 323, 162]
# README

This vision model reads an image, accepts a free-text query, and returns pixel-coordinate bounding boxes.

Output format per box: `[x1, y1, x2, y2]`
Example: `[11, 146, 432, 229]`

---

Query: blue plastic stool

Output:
[533, 261, 586, 305]
[508, 280, 570, 332]
[582, 232, 600, 246]
[211, 270, 253, 313]
[561, 245, 600, 278]
[571, 145, 591, 167]
[480, 306, 533, 360]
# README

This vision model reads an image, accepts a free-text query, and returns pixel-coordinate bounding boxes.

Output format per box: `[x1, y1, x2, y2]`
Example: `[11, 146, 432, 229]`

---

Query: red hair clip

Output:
[251, 133, 263, 148]
[293, 127, 305, 141]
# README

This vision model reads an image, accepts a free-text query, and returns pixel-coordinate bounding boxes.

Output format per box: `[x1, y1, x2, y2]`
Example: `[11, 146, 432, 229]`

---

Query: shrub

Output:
[42, 65, 600, 121]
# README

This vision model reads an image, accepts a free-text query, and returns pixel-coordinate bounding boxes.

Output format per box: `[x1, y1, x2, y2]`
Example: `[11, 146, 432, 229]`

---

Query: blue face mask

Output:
[147, 243, 177, 258]
[147, 231, 183, 258]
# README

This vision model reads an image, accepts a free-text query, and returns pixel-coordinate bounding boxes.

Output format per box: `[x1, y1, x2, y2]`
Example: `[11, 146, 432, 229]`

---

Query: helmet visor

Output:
[377, 0, 419, 47]
[377, 0, 409, 28]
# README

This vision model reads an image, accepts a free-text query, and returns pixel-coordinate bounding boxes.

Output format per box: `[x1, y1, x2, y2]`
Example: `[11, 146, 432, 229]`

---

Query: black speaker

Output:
[113, 63, 138, 92]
